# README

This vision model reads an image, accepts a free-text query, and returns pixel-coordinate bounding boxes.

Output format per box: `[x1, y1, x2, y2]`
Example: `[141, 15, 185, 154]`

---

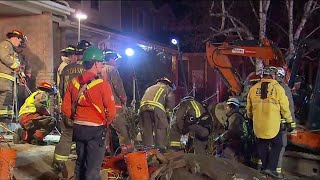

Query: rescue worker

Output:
[246, 66, 295, 178]
[276, 67, 295, 122]
[76, 40, 92, 60]
[275, 67, 296, 176]
[170, 96, 213, 154]
[52, 45, 85, 175]
[56, 45, 80, 90]
[0, 30, 26, 121]
[139, 77, 175, 152]
[101, 49, 129, 148]
[218, 98, 249, 164]
[62, 47, 116, 180]
[18, 82, 57, 145]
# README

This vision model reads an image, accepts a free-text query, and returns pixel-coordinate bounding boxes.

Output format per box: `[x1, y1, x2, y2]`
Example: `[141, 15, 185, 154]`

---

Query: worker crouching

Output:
[170, 96, 213, 154]
[217, 98, 250, 164]
[18, 82, 57, 145]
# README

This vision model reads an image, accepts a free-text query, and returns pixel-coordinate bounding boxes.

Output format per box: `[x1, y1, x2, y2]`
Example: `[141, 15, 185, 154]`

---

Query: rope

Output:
[0, 123, 15, 134]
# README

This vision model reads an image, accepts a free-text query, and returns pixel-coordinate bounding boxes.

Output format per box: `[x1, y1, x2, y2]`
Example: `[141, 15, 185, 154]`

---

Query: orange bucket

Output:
[0, 148, 17, 180]
[124, 151, 149, 180]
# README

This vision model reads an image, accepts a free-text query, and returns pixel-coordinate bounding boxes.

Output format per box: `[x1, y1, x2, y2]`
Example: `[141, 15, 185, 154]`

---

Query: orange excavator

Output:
[205, 38, 320, 153]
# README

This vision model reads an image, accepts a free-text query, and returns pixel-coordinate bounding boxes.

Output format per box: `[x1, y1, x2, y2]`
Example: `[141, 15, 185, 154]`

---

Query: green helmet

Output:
[82, 47, 104, 62]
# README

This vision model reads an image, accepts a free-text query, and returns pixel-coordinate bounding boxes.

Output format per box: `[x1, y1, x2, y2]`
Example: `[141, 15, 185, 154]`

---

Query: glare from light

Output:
[75, 12, 87, 20]
[125, 48, 134, 56]
[171, 39, 178, 45]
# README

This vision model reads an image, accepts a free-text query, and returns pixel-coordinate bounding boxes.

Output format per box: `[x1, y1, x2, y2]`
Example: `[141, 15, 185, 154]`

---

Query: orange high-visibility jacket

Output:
[62, 71, 116, 126]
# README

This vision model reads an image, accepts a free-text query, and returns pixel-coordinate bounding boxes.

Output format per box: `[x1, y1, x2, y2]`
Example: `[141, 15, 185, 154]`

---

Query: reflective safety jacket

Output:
[58, 61, 85, 100]
[0, 40, 20, 81]
[101, 65, 127, 108]
[19, 90, 50, 116]
[247, 78, 293, 139]
[56, 56, 71, 90]
[62, 71, 116, 126]
[175, 100, 213, 135]
[139, 82, 175, 113]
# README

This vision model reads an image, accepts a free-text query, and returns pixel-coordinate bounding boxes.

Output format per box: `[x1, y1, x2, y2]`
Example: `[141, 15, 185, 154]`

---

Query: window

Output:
[91, 0, 100, 10]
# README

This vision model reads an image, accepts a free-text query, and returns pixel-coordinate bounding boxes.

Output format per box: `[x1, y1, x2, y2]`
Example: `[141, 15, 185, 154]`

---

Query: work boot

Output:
[263, 169, 284, 179]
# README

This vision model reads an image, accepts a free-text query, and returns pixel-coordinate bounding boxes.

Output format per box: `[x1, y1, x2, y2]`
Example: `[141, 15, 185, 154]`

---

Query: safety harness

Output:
[71, 76, 105, 124]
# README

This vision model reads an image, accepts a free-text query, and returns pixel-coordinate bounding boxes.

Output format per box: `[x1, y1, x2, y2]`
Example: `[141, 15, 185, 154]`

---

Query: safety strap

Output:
[71, 84, 87, 120]
[71, 76, 105, 123]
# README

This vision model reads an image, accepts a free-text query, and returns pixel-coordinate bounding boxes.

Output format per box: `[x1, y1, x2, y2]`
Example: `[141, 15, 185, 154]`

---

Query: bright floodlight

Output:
[171, 39, 178, 45]
[125, 48, 134, 56]
[75, 12, 87, 20]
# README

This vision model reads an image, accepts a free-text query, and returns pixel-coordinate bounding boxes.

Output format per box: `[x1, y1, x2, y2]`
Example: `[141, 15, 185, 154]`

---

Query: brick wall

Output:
[0, 13, 54, 91]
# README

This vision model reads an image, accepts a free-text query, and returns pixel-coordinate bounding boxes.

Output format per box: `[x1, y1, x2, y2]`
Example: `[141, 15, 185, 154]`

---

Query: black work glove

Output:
[286, 122, 296, 132]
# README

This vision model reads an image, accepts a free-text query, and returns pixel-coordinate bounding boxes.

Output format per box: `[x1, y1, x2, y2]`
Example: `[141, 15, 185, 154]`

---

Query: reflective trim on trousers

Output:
[0, 109, 14, 115]
[54, 153, 69, 161]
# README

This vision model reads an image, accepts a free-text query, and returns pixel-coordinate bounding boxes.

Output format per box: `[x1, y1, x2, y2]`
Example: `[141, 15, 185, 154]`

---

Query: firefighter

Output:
[101, 49, 129, 149]
[139, 77, 175, 152]
[18, 82, 57, 145]
[76, 40, 92, 60]
[0, 30, 26, 122]
[170, 96, 213, 154]
[218, 98, 250, 163]
[52, 45, 85, 175]
[246, 66, 295, 178]
[61, 47, 116, 180]
[56, 45, 80, 90]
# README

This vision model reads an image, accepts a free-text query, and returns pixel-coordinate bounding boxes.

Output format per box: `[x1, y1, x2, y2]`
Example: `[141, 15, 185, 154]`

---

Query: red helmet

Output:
[38, 82, 57, 95]
[6, 30, 24, 39]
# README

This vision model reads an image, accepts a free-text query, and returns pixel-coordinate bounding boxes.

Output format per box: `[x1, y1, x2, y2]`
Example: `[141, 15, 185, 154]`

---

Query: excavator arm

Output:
[206, 39, 287, 95]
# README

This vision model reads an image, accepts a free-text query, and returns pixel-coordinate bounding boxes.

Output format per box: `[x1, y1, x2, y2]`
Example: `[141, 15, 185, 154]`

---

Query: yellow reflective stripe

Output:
[72, 79, 80, 89]
[276, 168, 282, 173]
[10, 62, 19, 69]
[0, 110, 14, 115]
[190, 100, 201, 117]
[153, 87, 164, 102]
[140, 101, 166, 112]
[170, 141, 181, 147]
[87, 79, 103, 89]
[54, 154, 69, 161]
[0, 73, 15, 81]
[93, 104, 102, 113]
[71, 143, 76, 149]
[72, 78, 103, 90]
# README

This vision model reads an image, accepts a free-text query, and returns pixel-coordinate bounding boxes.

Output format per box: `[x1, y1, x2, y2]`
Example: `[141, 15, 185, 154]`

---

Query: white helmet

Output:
[226, 97, 240, 107]
[263, 66, 278, 75]
[277, 67, 285, 77]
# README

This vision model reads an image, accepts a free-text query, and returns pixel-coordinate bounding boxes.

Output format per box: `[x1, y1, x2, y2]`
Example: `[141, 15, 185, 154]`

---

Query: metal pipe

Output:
[78, 18, 81, 42]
